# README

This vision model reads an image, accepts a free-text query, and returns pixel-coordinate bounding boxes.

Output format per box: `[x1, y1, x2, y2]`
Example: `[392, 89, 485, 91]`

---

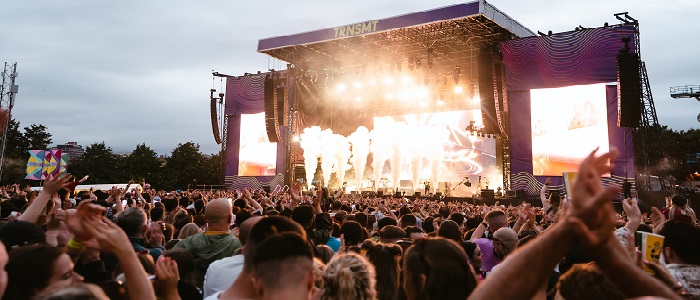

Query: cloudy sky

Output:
[2, 0, 698, 155]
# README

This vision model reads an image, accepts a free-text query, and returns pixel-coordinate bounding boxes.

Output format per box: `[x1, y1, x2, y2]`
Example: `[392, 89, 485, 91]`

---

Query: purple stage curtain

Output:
[500, 26, 635, 91]
[224, 73, 266, 115]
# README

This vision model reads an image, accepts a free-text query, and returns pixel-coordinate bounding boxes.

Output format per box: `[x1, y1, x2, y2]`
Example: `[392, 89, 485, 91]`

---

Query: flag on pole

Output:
[25, 150, 45, 180]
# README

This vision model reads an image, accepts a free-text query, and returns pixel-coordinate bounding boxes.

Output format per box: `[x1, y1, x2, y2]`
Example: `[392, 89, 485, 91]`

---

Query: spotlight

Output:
[386, 93, 394, 100]
[472, 94, 480, 104]
[369, 80, 377, 86]
[292, 135, 300, 142]
[355, 96, 362, 102]
[385, 77, 394, 85]
[418, 87, 429, 98]
[437, 100, 444, 106]
[455, 86, 463, 94]
[402, 76, 412, 84]
[353, 81, 362, 89]
[336, 83, 347, 92]
[399, 91, 410, 101]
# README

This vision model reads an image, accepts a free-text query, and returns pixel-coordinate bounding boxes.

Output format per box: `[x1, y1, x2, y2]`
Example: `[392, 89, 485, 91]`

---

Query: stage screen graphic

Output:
[238, 113, 277, 176]
[372, 110, 499, 195]
[530, 83, 609, 176]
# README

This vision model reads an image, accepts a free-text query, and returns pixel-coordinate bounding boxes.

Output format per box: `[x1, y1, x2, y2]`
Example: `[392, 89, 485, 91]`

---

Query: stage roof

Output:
[258, 1, 534, 73]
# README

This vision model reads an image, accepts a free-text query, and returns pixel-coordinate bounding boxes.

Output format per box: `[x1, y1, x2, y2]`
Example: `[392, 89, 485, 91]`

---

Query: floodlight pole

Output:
[0, 62, 18, 182]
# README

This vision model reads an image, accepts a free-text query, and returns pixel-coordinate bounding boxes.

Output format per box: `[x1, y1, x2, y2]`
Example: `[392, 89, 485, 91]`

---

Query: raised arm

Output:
[18, 174, 73, 223]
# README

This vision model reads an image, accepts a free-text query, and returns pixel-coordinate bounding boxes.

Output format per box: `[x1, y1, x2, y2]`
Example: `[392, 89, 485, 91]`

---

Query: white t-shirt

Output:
[203, 291, 222, 300]
[203, 255, 245, 298]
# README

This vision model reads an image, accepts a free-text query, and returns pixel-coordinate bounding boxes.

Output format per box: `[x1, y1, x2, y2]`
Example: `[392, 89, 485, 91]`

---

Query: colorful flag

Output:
[41, 150, 61, 180]
[59, 153, 69, 175]
[25, 150, 45, 180]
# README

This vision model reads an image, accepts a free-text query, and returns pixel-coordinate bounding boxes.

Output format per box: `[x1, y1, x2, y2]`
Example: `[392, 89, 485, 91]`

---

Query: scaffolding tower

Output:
[0, 62, 19, 181]
[614, 13, 666, 191]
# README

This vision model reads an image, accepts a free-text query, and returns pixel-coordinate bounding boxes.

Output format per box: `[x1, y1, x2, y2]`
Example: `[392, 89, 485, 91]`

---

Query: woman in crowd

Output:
[403, 238, 477, 300]
[461, 241, 485, 280]
[320, 253, 376, 300]
[362, 241, 402, 300]
[663, 194, 697, 224]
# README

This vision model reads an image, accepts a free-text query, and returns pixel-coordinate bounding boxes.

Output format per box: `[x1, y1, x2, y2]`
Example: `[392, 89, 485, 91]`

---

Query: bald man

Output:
[174, 198, 242, 288]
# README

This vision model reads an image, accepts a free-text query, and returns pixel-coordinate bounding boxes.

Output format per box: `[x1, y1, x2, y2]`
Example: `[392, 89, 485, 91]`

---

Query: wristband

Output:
[67, 239, 85, 249]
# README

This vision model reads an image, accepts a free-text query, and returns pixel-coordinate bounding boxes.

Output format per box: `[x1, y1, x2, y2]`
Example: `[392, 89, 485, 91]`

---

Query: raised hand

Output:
[569, 148, 620, 232]
[66, 201, 107, 242]
[154, 256, 180, 299]
[43, 174, 74, 194]
[82, 216, 132, 255]
[650, 207, 666, 234]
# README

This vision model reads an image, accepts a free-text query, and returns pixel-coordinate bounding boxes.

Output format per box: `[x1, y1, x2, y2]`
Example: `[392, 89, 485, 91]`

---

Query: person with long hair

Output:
[362, 241, 402, 300]
[461, 241, 485, 280]
[320, 253, 376, 300]
[403, 238, 477, 300]
[662, 194, 697, 224]
[4, 245, 84, 299]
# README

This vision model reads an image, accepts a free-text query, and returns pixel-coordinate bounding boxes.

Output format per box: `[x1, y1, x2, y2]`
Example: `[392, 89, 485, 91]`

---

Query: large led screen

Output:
[530, 83, 609, 176]
[371, 110, 499, 196]
[238, 113, 277, 176]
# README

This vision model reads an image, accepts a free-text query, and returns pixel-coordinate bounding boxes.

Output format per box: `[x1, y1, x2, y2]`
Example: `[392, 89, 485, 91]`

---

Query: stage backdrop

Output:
[501, 26, 636, 200]
[224, 73, 286, 191]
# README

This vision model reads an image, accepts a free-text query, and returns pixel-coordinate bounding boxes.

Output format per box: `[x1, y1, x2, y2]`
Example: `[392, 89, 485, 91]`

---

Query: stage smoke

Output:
[370, 127, 391, 191]
[300, 126, 322, 189]
[389, 122, 406, 191]
[348, 126, 370, 189]
[428, 127, 449, 194]
[334, 134, 351, 189]
[319, 129, 337, 187]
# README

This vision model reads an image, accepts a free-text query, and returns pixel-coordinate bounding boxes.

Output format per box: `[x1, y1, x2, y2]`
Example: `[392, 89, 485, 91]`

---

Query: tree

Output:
[3, 118, 28, 159]
[0, 158, 27, 185]
[122, 144, 162, 185]
[23, 124, 52, 150]
[164, 142, 204, 190]
[200, 151, 224, 186]
[68, 142, 119, 184]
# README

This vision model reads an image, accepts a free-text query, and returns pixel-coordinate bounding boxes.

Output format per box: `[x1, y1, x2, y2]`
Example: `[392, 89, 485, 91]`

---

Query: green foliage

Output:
[23, 124, 52, 150]
[68, 142, 119, 184]
[4, 119, 28, 159]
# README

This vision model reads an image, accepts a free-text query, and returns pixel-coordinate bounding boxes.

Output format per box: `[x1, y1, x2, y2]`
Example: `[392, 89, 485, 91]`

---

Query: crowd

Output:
[0, 148, 697, 299]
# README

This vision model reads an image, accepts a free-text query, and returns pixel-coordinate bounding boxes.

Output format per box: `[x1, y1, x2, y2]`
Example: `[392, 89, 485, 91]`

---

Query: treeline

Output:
[1, 119, 222, 190]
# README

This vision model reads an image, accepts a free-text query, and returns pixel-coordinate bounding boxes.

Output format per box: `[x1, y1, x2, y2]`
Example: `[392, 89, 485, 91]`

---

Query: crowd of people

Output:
[0, 148, 697, 299]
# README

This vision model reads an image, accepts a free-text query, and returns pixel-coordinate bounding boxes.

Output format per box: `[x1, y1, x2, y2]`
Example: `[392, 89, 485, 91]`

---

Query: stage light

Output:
[355, 96, 362, 102]
[437, 100, 444, 106]
[292, 135, 300, 142]
[420, 101, 428, 108]
[402, 76, 412, 84]
[336, 83, 347, 92]
[369, 80, 377, 86]
[353, 81, 362, 89]
[418, 87, 429, 98]
[399, 91, 411, 101]
[455, 86, 463, 94]
[385, 77, 394, 85]
[472, 94, 480, 104]
[386, 93, 394, 100]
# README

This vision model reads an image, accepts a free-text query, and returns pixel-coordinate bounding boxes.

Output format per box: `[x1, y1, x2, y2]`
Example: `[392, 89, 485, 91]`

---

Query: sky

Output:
[1, 0, 698, 155]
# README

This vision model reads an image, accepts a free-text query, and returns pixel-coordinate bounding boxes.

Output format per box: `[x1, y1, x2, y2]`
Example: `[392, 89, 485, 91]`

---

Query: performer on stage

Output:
[540, 177, 560, 222]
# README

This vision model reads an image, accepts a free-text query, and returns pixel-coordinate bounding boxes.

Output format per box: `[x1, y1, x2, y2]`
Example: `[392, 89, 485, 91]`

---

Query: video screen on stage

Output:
[530, 83, 610, 176]
[371, 110, 499, 195]
[238, 113, 277, 176]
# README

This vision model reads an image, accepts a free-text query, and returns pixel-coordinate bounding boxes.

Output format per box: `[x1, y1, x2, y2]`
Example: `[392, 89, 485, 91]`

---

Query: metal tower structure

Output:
[614, 13, 666, 191]
[0, 62, 18, 181]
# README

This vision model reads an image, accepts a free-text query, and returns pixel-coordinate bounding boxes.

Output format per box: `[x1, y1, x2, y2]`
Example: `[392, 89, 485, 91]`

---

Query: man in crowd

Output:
[116, 207, 165, 261]
[174, 198, 242, 288]
[250, 232, 315, 300]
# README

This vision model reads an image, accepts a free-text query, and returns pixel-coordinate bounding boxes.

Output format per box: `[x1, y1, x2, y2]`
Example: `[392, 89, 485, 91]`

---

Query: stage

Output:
[221, 0, 640, 202]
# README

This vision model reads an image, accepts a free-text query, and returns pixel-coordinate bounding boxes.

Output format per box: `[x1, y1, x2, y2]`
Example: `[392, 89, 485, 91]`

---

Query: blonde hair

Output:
[321, 253, 376, 300]
[36, 283, 109, 300]
[177, 223, 202, 239]
[313, 258, 326, 289]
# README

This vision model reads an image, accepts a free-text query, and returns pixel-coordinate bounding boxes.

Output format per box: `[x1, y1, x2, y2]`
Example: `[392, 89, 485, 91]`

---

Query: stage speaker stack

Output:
[477, 48, 501, 135]
[617, 51, 641, 127]
[264, 74, 280, 142]
[276, 83, 285, 126]
[481, 189, 495, 200]
[414, 192, 421, 197]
